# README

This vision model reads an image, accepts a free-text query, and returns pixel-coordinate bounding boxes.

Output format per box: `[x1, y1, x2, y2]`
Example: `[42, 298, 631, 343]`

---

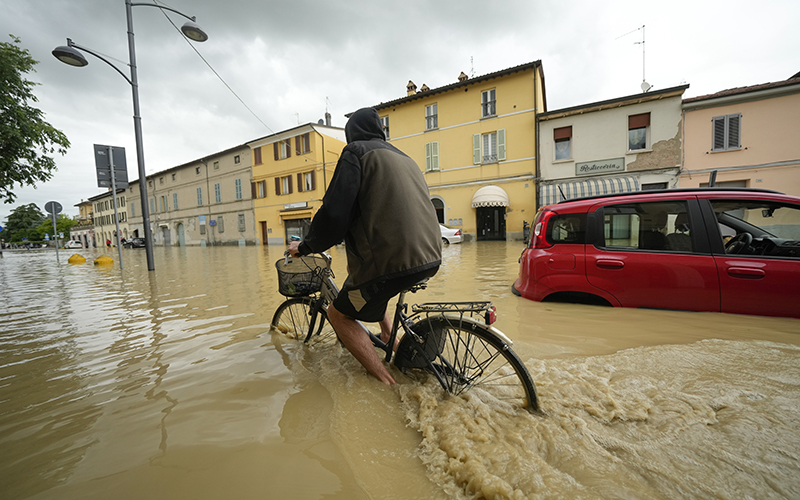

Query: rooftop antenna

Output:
[470, 56, 475, 77]
[617, 25, 651, 92]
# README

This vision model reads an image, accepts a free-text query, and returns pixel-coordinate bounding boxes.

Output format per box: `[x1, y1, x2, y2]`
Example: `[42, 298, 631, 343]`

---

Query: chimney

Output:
[325, 112, 331, 126]
[420, 83, 430, 92]
[406, 80, 417, 96]
[458, 72, 468, 82]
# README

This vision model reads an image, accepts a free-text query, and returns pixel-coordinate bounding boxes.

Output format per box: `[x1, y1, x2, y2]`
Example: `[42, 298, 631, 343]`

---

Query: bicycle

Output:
[271, 252, 539, 412]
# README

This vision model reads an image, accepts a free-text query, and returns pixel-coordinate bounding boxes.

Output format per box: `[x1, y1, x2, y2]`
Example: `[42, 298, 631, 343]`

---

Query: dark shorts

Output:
[332, 266, 439, 322]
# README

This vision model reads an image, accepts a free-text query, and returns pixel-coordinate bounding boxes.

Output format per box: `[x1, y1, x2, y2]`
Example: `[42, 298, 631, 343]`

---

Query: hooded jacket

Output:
[298, 108, 441, 287]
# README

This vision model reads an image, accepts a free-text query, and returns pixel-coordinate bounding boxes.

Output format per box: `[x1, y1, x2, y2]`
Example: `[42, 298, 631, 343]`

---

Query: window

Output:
[199, 217, 206, 235]
[196, 166, 201, 175]
[274, 139, 291, 160]
[235, 178, 243, 200]
[197, 187, 203, 206]
[173, 193, 178, 210]
[131, 204, 135, 218]
[554, 126, 572, 160]
[238, 213, 246, 233]
[217, 216, 224, 233]
[602, 201, 693, 252]
[380, 116, 390, 139]
[213, 161, 219, 170]
[481, 89, 496, 118]
[295, 133, 311, 155]
[150, 198, 155, 214]
[712, 113, 741, 152]
[172, 173, 176, 181]
[473, 129, 506, 164]
[425, 142, 439, 172]
[214, 183, 221, 203]
[255, 180, 266, 198]
[234, 155, 240, 164]
[253, 147, 262, 165]
[547, 214, 587, 244]
[298, 171, 316, 192]
[276, 175, 293, 195]
[628, 112, 650, 151]
[425, 104, 438, 130]
[161, 195, 168, 212]
[159, 177, 164, 184]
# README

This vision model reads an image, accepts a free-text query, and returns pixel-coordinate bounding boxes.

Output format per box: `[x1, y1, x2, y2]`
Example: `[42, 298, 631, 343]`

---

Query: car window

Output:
[547, 214, 587, 244]
[711, 200, 800, 258]
[601, 201, 693, 252]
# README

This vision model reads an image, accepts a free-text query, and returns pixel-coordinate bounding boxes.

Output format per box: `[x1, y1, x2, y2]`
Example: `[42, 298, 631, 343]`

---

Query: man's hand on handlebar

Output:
[287, 241, 301, 258]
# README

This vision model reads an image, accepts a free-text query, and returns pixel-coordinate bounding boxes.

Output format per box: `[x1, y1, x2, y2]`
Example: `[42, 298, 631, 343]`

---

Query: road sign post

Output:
[95, 145, 128, 270]
[45, 201, 62, 261]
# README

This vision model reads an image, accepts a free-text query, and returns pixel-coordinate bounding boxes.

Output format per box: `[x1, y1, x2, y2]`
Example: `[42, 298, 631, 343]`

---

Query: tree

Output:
[34, 213, 77, 241]
[0, 35, 71, 204]
[3, 202, 45, 241]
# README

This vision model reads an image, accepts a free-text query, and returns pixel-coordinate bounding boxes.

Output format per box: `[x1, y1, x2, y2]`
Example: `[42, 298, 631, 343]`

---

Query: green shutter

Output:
[473, 134, 481, 164]
[498, 128, 506, 161]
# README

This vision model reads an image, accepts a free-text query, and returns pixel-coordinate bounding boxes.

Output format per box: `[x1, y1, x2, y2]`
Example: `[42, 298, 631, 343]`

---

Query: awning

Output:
[539, 176, 640, 207]
[471, 185, 510, 208]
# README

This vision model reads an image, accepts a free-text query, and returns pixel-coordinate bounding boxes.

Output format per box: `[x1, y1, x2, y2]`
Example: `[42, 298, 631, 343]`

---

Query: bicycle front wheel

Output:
[397, 315, 538, 412]
[271, 297, 337, 346]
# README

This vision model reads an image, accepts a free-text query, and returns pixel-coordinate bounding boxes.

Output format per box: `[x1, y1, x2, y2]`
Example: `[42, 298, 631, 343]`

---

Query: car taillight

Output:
[530, 211, 554, 249]
[455, 229, 462, 236]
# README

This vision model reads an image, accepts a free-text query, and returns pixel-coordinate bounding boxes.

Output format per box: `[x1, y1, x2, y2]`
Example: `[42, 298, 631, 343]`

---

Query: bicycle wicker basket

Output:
[275, 255, 327, 297]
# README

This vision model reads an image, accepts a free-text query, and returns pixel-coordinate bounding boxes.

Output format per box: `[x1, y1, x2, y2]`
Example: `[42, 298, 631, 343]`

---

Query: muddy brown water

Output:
[1, 243, 798, 499]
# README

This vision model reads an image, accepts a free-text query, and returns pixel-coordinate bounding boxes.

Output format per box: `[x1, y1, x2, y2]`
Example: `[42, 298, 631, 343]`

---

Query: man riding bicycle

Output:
[288, 107, 441, 386]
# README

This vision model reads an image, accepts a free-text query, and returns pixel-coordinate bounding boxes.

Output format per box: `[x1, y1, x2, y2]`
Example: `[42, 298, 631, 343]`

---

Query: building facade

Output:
[70, 199, 95, 248]
[537, 85, 689, 207]
[680, 75, 800, 195]
[127, 145, 255, 246]
[370, 61, 546, 241]
[248, 123, 346, 245]
[88, 189, 128, 247]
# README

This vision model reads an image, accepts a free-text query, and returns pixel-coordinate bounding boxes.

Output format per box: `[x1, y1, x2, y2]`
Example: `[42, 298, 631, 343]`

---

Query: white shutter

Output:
[432, 142, 439, 171]
[497, 129, 506, 161]
[425, 142, 432, 171]
[473, 134, 481, 164]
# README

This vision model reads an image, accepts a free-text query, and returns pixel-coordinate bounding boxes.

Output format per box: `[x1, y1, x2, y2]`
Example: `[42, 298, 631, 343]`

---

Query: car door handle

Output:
[727, 267, 766, 279]
[596, 259, 624, 270]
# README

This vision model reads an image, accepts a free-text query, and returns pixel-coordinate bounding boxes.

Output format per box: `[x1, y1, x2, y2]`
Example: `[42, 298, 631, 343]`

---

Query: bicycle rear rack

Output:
[412, 301, 497, 325]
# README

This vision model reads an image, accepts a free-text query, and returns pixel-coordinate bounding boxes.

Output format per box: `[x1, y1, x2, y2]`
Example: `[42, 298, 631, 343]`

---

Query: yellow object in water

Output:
[68, 254, 87, 264]
[94, 255, 114, 266]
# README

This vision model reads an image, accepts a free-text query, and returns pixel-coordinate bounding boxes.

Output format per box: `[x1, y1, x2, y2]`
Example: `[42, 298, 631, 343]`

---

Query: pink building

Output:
[680, 73, 800, 196]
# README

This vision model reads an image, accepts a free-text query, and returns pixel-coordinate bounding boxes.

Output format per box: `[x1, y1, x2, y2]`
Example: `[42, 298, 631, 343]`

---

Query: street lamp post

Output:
[53, 0, 208, 271]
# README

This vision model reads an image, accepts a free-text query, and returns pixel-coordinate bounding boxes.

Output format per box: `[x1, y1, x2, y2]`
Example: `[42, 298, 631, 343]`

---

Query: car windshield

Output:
[713, 201, 800, 240]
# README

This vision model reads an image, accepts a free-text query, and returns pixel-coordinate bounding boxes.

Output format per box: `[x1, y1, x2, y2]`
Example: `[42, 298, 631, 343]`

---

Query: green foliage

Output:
[3, 202, 45, 241]
[0, 35, 71, 204]
[34, 213, 77, 241]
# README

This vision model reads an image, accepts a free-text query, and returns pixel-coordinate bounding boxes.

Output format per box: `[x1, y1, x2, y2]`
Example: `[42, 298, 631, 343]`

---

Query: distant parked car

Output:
[124, 237, 146, 248]
[513, 187, 800, 318]
[65, 240, 83, 249]
[440, 225, 462, 245]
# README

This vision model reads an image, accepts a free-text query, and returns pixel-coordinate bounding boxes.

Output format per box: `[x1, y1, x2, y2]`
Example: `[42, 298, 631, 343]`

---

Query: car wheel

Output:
[442, 237, 449, 245]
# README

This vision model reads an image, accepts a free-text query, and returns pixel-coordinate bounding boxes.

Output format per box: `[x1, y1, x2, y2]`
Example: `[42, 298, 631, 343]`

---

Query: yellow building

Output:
[369, 61, 546, 241]
[249, 123, 346, 245]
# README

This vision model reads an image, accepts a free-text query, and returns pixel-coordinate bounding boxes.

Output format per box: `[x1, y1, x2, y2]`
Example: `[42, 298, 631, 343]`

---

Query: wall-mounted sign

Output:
[284, 202, 309, 210]
[575, 157, 625, 176]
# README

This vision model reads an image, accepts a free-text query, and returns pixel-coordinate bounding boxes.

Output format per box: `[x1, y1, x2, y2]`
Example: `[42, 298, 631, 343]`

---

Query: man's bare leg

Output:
[327, 304, 396, 386]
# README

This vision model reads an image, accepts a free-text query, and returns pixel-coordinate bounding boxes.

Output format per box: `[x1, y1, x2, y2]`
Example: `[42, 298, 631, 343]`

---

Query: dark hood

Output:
[345, 108, 385, 143]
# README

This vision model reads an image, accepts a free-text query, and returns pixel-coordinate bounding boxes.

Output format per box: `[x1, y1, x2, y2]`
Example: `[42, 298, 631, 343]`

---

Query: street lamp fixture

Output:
[52, 0, 208, 272]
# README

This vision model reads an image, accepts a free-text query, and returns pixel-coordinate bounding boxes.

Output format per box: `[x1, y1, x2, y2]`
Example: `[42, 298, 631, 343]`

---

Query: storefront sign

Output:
[283, 202, 308, 210]
[575, 157, 625, 176]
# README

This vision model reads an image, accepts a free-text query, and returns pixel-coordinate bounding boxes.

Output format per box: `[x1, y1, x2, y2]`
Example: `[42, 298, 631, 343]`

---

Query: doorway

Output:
[476, 206, 506, 240]
[431, 198, 445, 224]
[161, 226, 171, 247]
[177, 223, 185, 247]
[284, 218, 311, 243]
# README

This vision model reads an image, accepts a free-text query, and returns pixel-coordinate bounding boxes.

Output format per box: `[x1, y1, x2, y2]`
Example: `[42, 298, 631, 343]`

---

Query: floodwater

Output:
[1, 242, 799, 500]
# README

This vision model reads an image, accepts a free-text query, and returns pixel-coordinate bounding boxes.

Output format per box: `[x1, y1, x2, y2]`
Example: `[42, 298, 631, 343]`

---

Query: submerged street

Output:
[2, 242, 799, 499]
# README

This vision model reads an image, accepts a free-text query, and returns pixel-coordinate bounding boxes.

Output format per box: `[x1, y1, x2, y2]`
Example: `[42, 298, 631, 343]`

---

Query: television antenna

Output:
[617, 25, 651, 92]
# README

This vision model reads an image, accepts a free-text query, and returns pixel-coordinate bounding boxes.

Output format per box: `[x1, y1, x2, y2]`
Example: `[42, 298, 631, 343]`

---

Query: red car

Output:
[513, 188, 800, 318]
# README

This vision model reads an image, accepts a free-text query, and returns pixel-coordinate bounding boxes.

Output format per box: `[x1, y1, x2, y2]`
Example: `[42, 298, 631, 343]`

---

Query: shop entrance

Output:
[476, 206, 506, 240]
[284, 218, 311, 243]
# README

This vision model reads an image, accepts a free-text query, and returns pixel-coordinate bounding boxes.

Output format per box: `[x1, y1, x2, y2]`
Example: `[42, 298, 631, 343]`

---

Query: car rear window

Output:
[547, 213, 587, 244]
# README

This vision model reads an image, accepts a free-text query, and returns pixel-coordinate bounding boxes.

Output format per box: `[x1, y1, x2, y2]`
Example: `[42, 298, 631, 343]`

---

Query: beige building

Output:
[69, 199, 95, 248]
[88, 189, 128, 247]
[680, 75, 800, 195]
[248, 123, 346, 246]
[369, 61, 546, 241]
[537, 85, 689, 206]
[127, 145, 255, 246]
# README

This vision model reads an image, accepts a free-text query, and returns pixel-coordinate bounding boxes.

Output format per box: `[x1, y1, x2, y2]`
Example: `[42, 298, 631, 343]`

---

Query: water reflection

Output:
[1, 244, 798, 499]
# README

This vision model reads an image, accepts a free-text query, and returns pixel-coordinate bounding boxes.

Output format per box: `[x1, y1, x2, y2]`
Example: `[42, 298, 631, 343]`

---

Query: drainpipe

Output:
[534, 65, 541, 211]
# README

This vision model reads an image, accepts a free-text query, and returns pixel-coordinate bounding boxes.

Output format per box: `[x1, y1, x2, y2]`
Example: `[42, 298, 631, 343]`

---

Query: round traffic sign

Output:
[45, 201, 62, 215]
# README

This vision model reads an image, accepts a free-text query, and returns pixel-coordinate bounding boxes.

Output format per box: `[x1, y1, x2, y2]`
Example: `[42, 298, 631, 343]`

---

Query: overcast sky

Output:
[1, 0, 797, 226]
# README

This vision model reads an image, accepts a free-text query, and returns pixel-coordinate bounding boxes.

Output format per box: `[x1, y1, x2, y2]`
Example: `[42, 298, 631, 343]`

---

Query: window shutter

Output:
[297, 173, 303, 192]
[254, 147, 262, 165]
[432, 142, 439, 170]
[728, 114, 740, 149]
[275, 177, 281, 195]
[713, 117, 726, 151]
[554, 126, 572, 140]
[628, 113, 650, 129]
[497, 129, 506, 161]
[273, 143, 279, 161]
[285, 139, 291, 158]
[304, 133, 311, 153]
[473, 134, 481, 164]
[251, 182, 257, 199]
[425, 142, 432, 171]
[288, 175, 293, 194]
[310, 171, 316, 190]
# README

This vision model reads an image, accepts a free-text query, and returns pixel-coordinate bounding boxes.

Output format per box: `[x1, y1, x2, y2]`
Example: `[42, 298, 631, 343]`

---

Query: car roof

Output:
[544, 187, 798, 210]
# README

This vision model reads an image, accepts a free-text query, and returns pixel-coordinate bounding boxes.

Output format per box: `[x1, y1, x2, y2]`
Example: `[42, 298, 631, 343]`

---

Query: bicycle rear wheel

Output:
[396, 315, 538, 412]
[271, 297, 337, 346]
